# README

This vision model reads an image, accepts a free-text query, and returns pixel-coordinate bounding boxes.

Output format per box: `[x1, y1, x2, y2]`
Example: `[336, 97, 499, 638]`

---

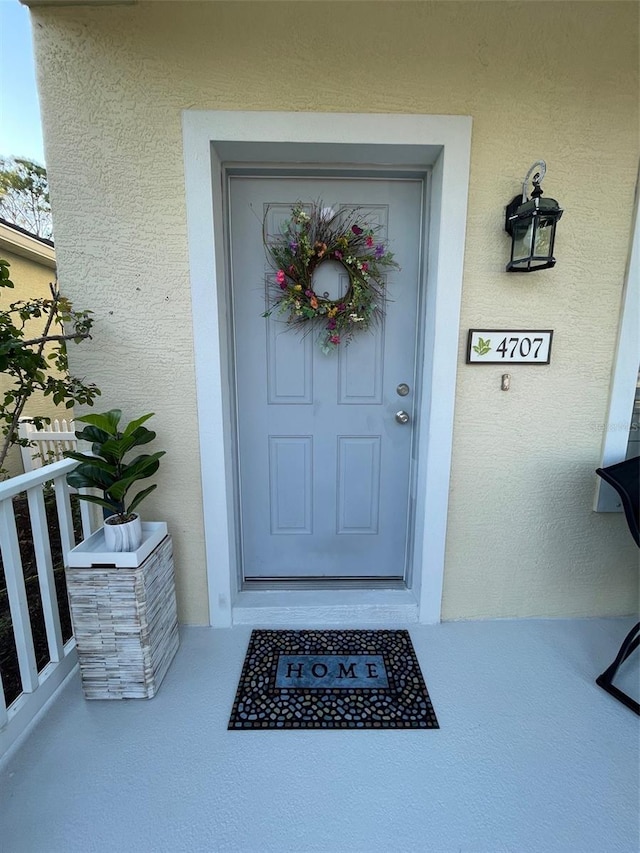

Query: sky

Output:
[0, 0, 45, 165]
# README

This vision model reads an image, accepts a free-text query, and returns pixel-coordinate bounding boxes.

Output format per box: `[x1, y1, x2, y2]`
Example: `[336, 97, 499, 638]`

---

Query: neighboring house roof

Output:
[0, 218, 56, 269]
[0, 217, 54, 247]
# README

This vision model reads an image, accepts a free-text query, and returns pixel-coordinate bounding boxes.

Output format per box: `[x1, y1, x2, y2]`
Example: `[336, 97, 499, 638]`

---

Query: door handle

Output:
[395, 410, 410, 425]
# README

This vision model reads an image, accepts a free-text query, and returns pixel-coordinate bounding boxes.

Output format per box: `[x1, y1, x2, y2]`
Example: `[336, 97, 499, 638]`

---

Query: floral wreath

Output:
[262, 201, 399, 353]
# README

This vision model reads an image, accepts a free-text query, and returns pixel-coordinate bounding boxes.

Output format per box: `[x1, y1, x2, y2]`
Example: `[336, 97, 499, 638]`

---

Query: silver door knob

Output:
[395, 410, 410, 425]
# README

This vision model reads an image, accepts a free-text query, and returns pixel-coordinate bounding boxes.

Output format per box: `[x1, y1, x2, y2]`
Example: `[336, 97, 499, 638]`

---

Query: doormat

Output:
[228, 629, 439, 730]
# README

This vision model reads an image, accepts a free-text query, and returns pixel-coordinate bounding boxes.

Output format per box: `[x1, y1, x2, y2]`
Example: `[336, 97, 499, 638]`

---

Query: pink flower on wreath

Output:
[366, 235, 374, 248]
[334, 250, 343, 260]
[305, 289, 314, 297]
[327, 318, 337, 330]
[330, 334, 341, 345]
[362, 262, 369, 272]
[276, 269, 286, 285]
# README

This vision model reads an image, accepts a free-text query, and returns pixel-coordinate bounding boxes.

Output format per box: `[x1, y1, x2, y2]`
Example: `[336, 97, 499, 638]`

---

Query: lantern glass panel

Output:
[533, 218, 553, 258]
[511, 219, 534, 263]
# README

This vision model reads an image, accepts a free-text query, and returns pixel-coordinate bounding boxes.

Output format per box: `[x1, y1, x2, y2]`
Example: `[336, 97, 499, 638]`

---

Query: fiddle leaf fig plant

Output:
[65, 409, 165, 524]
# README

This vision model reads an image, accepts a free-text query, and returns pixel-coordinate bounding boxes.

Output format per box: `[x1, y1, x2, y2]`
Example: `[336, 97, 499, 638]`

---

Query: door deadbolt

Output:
[395, 410, 410, 425]
[396, 383, 410, 397]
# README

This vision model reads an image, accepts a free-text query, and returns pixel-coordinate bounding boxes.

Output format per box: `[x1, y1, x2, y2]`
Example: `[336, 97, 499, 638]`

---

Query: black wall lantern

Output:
[505, 160, 563, 272]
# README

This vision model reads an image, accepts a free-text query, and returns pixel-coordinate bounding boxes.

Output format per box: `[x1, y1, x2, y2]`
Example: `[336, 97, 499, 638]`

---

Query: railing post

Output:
[53, 476, 76, 559]
[78, 490, 94, 540]
[0, 670, 8, 730]
[0, 501, 39, 694]
[27, 486, 65, 664]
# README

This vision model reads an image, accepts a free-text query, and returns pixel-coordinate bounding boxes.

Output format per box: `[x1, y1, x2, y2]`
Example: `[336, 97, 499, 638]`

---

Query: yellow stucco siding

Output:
[0, 236, 73, 478]
[29, 1, 639, 624]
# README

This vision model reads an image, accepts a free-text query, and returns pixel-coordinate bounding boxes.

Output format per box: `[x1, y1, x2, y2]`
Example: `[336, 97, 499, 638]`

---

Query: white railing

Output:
[17, 418, 93, 537]
[0, 459, 94, 760]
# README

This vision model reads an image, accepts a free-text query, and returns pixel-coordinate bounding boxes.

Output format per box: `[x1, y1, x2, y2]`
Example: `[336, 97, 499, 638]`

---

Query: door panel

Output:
[229, 176, 424, 580]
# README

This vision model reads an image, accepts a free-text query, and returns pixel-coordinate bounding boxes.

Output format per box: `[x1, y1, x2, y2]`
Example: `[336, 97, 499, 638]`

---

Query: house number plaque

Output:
[466, 329, 553, 364]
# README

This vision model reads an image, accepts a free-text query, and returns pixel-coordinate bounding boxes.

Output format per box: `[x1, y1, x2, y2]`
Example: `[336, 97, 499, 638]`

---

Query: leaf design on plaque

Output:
[473, 337, 492, 356]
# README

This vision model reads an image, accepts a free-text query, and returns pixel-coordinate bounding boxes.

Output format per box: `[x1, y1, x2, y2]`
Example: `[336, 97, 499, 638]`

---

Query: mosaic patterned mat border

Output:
[228, 629, 439, 730]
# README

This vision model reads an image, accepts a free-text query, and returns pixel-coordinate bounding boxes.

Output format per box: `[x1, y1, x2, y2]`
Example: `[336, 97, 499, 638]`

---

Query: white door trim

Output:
[594, 172, 639, 510]
[182, 111, 472, 627]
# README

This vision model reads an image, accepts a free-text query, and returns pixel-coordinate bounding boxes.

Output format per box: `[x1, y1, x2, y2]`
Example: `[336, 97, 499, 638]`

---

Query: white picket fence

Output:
[18, 418, 77, 472]
[0, 459, 96, 760]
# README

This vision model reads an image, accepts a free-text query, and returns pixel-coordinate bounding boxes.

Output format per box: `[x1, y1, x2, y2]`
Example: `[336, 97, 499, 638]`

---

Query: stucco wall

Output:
[29, 1, 639, 624]
[0, 239, 70, 479]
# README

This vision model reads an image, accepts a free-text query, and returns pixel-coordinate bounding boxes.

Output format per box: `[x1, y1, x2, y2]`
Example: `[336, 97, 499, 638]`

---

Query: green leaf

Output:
[98, 434, 139, 462]
[74, 493, 121, 513]
[127, 484, 157, 515]
[123, 413, 155, 436]
[125, 426, 156, 447]
[64, 451, 117, 474]
[66, 464, 117, 491]
[472, 336, 492, 356]
[96, 428, 156, 462]
[75, 409, 122, 435]
[74, 424, 111, 446]
[108, 453, 164, 500]
[122, 451, 165, 474]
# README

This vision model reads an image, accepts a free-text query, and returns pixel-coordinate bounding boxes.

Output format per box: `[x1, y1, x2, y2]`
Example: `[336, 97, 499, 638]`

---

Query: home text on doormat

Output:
[228, 629, 439, 730]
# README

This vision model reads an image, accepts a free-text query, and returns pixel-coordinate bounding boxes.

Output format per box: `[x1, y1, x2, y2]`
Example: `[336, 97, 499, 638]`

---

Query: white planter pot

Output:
[103, 513, 142, 552]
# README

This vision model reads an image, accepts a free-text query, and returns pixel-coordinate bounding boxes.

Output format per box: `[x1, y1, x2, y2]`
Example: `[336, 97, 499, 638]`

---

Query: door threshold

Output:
[242, 577, 406, 591]
[232, 587, 420, 627]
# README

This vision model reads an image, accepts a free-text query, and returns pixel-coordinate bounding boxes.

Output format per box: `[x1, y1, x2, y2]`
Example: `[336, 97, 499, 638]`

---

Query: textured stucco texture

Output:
[29, 1, 639, 624]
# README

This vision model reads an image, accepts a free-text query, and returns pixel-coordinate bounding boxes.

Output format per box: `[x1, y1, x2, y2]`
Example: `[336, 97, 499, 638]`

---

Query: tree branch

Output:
[19, 331, 91, 347]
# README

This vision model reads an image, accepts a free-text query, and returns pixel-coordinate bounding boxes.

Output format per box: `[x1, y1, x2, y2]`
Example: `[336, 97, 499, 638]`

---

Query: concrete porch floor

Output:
[0, 618, 638, 853]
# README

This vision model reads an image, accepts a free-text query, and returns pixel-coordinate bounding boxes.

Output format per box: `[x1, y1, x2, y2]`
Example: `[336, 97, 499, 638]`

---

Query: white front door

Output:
[229, 175, 425, 581]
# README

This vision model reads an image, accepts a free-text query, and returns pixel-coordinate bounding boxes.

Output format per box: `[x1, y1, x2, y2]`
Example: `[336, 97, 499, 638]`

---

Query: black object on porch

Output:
[595, 456, 639, 715]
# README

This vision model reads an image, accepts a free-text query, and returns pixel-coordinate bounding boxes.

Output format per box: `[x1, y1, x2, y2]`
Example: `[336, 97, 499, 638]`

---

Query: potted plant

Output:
[65, 409, 165, 552]
[62, 409, 178, 700]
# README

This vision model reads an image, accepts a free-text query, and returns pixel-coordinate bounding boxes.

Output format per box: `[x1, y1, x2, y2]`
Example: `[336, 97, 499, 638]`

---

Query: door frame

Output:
[182, 111, 472, 627]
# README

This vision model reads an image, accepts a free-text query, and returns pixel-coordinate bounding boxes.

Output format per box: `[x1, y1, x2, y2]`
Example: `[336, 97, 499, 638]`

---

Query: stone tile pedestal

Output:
[65, 534, 179, 699]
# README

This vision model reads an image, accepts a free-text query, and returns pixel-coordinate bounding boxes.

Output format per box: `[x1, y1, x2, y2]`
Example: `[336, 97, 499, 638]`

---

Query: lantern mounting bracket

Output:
[521, 160, 546, 203]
